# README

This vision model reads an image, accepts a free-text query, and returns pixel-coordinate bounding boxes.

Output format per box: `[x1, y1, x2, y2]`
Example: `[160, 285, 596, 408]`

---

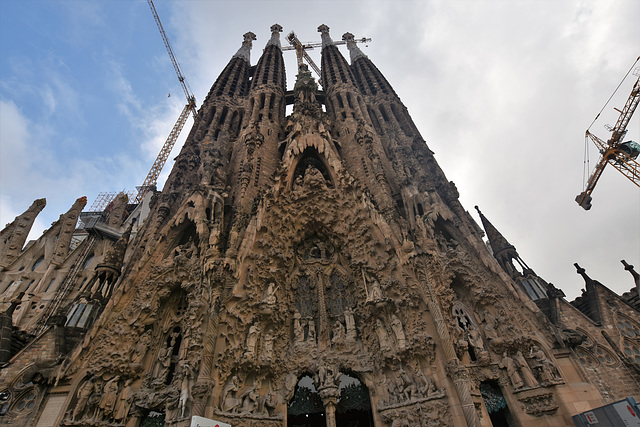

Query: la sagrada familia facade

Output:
[0, 24, 639, 427]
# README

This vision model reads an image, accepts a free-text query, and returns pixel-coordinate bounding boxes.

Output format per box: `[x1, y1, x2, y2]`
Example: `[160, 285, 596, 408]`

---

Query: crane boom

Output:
[576, 72, 640, 210]
[284, 31, 371, 82]
[134, 100, 194, 204]
[147, 0, 197, 118]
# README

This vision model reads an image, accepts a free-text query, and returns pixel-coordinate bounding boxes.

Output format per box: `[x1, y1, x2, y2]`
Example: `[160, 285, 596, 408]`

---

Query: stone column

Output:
[415, 257, 480, 427]
[319, 384, 339, 427]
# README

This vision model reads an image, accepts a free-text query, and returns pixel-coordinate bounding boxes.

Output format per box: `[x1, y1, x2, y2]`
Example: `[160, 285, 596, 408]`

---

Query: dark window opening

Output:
[379, 105, 389, 122]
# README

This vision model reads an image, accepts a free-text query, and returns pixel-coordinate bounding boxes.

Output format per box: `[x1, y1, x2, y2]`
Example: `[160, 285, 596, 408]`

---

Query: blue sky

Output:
[1, 0, 639, 300]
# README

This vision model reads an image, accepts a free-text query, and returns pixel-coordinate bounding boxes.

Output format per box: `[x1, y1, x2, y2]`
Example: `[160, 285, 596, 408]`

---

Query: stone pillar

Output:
[415, 258, 480, 427]
[319, 384, 339, 427]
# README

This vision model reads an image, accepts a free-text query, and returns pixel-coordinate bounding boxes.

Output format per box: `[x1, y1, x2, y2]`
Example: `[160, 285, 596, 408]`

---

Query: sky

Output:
[0, 0, 638, 300]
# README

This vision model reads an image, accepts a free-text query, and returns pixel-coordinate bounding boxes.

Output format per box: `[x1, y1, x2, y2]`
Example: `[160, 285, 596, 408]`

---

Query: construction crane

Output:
[134, 0, 198, 204]
[282, 31, 371, 84]
[576, 58, 640, 210]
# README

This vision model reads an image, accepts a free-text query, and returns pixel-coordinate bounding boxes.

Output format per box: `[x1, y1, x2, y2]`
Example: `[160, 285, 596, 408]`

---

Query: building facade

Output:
[0, 24, 639, 427]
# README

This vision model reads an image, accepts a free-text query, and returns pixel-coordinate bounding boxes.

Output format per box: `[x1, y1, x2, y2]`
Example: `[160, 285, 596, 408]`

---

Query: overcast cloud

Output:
[0, 0, 638, 300]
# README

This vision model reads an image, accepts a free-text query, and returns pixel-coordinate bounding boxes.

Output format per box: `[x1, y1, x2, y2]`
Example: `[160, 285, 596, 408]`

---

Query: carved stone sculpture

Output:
[514, 350, 538, 388]
[499, 353, 524, 389]
[390, 314, 407, 350]
[376, 319, 392, 353]
[530, 346, 561, 383]
[73, 376, 98, 421]
[221, 375, 241, 413]
[244, 324, 260, 359]
[98, 376, 119, 420]
[113, 379, 133, 421]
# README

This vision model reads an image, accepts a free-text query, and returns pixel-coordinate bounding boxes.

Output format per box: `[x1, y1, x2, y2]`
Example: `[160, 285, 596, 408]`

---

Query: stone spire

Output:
[622, 259, 640, 291]
[342, 32, 367, 62]
[573, 263, 604, 324]
[0, 198, 46, 269]
[317, 24, 334, 48]
[266, 23, 283, 49]
[475, 206, 517, 259]
[51, 196, 87, 266]
[232, 31, 257, 62]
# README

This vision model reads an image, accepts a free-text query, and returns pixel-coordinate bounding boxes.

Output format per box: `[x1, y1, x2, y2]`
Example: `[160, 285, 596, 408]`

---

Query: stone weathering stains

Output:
[0, 23, 639, 427]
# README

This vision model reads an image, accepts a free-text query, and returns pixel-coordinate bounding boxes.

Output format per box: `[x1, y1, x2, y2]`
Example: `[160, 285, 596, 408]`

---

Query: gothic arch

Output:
[290, 147, 335, 188]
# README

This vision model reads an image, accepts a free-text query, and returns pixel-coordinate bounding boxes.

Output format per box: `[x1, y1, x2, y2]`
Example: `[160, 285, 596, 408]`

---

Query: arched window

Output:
[31, 256, 44, 271]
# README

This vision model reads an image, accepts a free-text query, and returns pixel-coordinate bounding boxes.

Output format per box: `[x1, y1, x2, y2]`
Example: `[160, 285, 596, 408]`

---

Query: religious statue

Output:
[239, 379, 260, 415]
[221, 375, 241, 413]
[368, 279, 384, 301]
[514, 350, 538, 388]
[263, 282, 278, 305]
[293, 311, 304, 344]
[344, 309, 357, 343]
[499, 353, 524, 389]
[73, 376, 98, 421]
[113, 379, 133, 421]
[376, 319, 392, 353]
[390, 314, 407, 350]
[244, 324, 260, 359]
[261, 331, 275, 363]
[307, 318, 316, 344]
[530, 346, 560, 383]
[331, 321, 346, 346]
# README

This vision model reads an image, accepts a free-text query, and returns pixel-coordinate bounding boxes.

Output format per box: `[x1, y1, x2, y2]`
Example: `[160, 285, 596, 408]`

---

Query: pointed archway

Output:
[335, 373, 374, 427]
[287, 375, 325, 427]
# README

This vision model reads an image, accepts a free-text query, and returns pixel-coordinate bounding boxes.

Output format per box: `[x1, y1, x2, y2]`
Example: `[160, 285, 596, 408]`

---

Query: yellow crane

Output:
[576, 58, 640, 210]
[134, 0, 198, 204]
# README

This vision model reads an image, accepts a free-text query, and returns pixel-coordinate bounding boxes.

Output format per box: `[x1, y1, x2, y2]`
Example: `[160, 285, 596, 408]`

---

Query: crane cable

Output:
[582, 56, 640, 190]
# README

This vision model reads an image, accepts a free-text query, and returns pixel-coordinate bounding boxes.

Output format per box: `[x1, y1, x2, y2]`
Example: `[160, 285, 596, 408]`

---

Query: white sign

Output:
[190, 415, 231, 427]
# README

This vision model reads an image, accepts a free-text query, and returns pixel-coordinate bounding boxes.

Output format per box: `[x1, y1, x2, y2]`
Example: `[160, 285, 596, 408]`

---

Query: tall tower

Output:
[1, 24, 639, 427]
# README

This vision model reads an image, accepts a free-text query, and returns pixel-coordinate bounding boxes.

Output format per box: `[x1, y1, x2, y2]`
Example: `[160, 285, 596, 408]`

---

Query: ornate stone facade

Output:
[0, 24, 639, 427]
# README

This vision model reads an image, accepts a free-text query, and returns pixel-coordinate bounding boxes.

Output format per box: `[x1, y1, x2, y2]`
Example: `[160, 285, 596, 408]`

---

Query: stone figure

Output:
[499, 353, 524, 389]
[98, 376, 119, 420]
[263, 282, 277, 305]
[413, 367, 437, 397]
[293, 311, 304, 344]
[395, 369, 416, 402]
[331, 321, 346, 345]
[530, 346, 560, 383]
[385, 377, 398, 405]
[130, 331, 151, 364]
[179, 363, 194, 418]
[113, 379, 133, 421]
[376, 319, 392, 353]
[154, 346, 173, 380]
[73, 376, 98, 421]
[368, 279, 384, 301]
[466, 327, 488, 362]
[514, 350, 538, 388]
[260, 383, 278, 417]
[344, 309, 357, 343]
[244, 324, 260, 358]
[261, 331, 274, 362]
[390, 314, 407, 350]
[307, 318, 316, 344]
[239, 380, 260, 414]
[221, 375, 241, 413]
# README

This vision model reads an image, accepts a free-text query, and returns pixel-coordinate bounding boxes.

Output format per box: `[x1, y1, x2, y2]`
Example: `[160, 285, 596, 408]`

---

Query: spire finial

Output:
[343, 32, 367, 63]
[317, 24, 334, 48]
[233, 31, 257, 62]
[266, 24, 283, 49]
